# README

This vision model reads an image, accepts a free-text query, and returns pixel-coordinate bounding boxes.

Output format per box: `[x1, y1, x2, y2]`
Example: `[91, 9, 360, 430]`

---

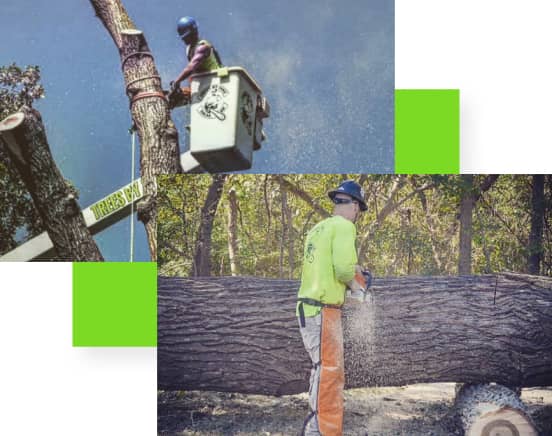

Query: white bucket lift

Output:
[189, 67, 270, 172]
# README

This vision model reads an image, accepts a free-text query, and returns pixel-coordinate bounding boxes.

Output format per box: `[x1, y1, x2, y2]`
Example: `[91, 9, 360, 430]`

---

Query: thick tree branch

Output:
[277, 176, 330, 219]
[0, 109, 103, 260]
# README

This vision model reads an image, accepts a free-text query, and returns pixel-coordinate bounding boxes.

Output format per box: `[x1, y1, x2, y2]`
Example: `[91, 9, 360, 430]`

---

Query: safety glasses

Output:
[332, 197, 358, 206]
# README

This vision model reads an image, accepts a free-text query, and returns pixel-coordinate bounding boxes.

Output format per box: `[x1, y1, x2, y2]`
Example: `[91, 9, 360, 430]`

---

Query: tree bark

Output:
[227, 187, 239, 276]
[89, 0, 181, 260]
[192, 175, 227, 276]
[158, 273, 552, 395]
[0, 109, 103, 261]
[528, 175, 545, 275]
[454, 383, 537, 436]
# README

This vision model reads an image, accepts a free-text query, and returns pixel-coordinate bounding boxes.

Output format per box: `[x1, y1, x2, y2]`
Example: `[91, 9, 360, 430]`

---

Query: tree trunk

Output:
[458, 175, 499, 275]
[158, 273, 552, 395]
[278, 176, 293, 278]
[0, 109, 103, 261]
[192, 175, 227, 276]
[227, 187, 239, 276]
[528, 175, 545, 275]
[458, 175, 475, 274]
[89, 0, 181, 260]
[415, 184, 443, 271]
[454, 384, 537, 436]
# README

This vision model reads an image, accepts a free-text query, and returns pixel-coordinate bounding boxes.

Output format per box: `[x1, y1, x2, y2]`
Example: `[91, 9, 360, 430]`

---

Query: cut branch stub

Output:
[0, 112, 27, 165]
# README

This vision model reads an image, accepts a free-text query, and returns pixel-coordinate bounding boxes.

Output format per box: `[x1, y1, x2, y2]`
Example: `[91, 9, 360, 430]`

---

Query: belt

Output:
[297, 297, 342, 328]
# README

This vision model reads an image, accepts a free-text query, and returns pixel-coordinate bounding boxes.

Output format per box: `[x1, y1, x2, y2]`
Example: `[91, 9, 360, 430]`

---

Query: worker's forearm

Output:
[175, 45, 209, 84]
[335, 264, 356, 284]
[175, 66, 193, 84]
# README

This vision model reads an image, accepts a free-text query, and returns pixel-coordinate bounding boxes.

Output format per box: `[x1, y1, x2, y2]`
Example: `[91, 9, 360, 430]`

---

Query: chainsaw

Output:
[166, 82, 191, 109]
[347, 269, 373, 303]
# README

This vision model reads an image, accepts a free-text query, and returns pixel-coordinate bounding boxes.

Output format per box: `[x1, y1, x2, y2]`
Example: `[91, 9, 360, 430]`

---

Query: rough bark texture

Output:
[454, 383, 537, 436]
[0, 109, 103, 261]
[158, 273, 552, 395]
[89, 0, 181, 260]
[227, 187, 239, 276]
[528, 175, 545, 275]
[192, 174, 227, 276]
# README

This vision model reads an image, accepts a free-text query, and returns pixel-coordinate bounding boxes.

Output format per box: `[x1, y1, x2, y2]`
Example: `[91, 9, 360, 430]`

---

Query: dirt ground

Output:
[158, 384, 552, 435]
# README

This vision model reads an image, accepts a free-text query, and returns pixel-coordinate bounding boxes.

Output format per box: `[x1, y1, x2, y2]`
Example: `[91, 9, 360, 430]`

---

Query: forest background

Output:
[157, 174, 552, 279]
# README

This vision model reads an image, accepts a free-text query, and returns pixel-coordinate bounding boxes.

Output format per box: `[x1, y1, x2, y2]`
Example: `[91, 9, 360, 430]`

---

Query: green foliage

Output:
[0, 63, 45, 120]
[158, 174, 552, 278]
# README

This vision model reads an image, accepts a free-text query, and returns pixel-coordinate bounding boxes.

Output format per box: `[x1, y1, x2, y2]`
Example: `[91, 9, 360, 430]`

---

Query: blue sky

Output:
[1, 0, 393, 261]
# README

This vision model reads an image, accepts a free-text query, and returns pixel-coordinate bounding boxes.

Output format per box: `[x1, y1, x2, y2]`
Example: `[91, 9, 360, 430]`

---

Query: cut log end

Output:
[455, 384, 537, 436]
[468, 406, 537, 436]
[0, 112, 25, 132]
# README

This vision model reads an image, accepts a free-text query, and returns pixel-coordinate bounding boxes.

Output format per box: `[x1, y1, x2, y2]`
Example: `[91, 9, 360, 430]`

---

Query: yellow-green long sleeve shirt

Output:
[297, 215, 358, 317]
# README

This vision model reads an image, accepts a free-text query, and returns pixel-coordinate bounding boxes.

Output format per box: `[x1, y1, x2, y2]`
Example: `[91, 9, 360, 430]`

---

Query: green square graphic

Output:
[395, 89, 460, 174]
[73, 262, 157, 346]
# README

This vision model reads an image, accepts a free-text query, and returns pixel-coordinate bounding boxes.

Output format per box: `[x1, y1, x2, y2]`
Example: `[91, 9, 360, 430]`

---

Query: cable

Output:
[129, 128, 136, 262]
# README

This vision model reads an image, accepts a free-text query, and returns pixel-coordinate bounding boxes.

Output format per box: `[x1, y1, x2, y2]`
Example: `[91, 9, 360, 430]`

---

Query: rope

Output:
[129, 128, 136, 262]
[125, 75, 162, 95]
[130, 91, 168, 108]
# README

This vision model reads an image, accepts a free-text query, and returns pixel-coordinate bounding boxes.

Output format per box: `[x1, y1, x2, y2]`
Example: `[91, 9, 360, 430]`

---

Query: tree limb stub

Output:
[0, 109, 103, 261]
[158, 273, 552, 395]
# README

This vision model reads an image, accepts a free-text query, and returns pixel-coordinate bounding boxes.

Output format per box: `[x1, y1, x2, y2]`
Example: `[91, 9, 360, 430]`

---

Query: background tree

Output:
[192, 174, 227, 276]
[158, 174, 552, 279]
[528, 175, 545, 274]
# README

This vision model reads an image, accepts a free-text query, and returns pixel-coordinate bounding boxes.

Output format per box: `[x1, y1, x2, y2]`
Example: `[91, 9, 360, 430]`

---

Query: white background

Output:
[0, 264, 156, 435]
[396, 0, 552, 172]
[2, 1, 552, 435]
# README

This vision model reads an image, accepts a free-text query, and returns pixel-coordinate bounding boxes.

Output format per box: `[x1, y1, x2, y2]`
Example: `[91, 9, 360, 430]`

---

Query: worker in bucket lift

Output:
[297, 180, 370, 436]
[168, 16, 223, 107]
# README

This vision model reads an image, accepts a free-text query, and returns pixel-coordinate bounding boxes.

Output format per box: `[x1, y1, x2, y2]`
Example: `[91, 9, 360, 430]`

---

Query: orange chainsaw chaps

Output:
[318, 307, 344, 436]
[354, 271, 367, 288]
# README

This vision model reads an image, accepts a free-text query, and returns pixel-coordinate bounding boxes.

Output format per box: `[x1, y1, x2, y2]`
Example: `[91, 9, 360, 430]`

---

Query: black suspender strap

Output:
[297, 297, 342, 310]
[298, 302, 306, 328]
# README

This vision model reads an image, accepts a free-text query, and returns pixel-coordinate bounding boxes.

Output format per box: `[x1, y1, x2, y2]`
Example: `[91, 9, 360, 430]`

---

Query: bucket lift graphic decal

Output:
[196, 83, 229, 121]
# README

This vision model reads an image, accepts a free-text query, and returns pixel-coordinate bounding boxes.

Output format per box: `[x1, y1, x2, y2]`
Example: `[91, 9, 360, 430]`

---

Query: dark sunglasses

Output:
[332, 197, 358, 206]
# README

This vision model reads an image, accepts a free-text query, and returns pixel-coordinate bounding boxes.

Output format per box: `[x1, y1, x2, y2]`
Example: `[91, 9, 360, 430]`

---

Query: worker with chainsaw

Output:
[168, 16, 223, 107]
[297, 180, 370, 436]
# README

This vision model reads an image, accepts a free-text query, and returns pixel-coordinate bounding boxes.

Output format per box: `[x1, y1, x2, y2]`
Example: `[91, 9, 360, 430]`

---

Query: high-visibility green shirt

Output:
[187, 39, 222, 73]
[296, 215, 358, 317]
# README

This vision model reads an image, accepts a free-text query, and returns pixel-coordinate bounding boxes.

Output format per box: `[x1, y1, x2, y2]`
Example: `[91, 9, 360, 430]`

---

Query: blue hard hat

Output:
[177, 16, 198, 40]
[328, 180, 367, 211]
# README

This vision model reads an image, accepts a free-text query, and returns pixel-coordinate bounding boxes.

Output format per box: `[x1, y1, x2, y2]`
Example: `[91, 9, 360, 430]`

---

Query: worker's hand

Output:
[181, 87, 191, 100]
[169, 80, 180, 94]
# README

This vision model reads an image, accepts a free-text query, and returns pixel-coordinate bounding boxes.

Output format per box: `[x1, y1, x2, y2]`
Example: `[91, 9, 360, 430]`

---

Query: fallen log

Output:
[454, 384, 537, 436]
[158, 273, 552, 395]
